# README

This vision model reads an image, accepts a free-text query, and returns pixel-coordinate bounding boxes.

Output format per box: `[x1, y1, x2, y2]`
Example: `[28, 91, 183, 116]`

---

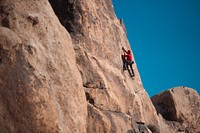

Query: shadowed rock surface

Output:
[152, 87, 200, 133]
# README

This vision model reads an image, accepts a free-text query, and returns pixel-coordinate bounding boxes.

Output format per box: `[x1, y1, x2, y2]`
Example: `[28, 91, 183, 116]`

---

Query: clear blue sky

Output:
[112, 0, 200, 97]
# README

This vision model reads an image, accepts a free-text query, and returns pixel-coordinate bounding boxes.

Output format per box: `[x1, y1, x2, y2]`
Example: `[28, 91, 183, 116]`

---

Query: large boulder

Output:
[0, 0, 87, 132]
[151, 87, 200, 133]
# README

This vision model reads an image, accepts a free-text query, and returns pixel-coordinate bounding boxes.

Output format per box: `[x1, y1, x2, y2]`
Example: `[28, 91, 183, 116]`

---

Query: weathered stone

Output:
[152, 87, 200, 133]
[0, 0, 87, 132]
[49, 0, 162, 132]
[0, 0, 199, 133]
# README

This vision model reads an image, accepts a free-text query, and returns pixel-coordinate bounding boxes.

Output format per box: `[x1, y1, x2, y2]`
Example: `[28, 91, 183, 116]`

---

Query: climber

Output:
[122, 47, 135, 77]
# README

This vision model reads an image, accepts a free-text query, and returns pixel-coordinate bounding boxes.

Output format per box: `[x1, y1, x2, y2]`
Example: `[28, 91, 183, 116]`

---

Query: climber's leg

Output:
[126, 61, 134, 77]
[130, 63, 135, 77]
[127, 65, 133, 77]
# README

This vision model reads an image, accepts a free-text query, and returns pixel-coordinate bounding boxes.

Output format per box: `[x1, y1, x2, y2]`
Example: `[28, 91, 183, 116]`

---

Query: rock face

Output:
[151, 87, 200, 133]
[0, 0, 199, 133]
[0, 0, 87, 132]
[49, 0, 163, 132]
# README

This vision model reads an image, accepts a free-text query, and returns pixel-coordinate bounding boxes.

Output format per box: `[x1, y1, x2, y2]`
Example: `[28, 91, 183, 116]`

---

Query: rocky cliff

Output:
[48, 0, 163, 132]
[0, 0, 199, 133]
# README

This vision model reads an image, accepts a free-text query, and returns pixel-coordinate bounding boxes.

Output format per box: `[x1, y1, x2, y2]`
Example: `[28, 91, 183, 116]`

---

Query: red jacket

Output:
[124, 53, 132, 61]
[123, 49, 133, 61]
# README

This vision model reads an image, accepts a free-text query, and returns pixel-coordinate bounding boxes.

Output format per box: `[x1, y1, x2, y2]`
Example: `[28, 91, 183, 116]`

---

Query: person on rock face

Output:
[122, 47, 135, 77]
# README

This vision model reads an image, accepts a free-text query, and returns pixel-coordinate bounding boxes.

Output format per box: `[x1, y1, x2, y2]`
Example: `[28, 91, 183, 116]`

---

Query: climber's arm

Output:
[122, 47, 128, 54]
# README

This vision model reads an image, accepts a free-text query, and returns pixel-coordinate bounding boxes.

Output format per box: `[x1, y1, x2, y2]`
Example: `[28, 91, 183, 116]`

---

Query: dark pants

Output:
[122, 56, 135, 77]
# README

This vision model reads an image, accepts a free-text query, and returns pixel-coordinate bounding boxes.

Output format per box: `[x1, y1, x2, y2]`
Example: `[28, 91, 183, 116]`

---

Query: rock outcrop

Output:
[0, 0, 87, 132]
[0, 0, 199, 133]
[151, 87, 200, 133]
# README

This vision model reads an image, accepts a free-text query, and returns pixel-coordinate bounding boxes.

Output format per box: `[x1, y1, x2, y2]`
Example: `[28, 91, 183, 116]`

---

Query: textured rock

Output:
[0, 0, 87, 132]
[49, 0, 163, 132]
[1, 0, 198, 133]
[87, 104, 134, 133]
[151, 87, 200, 133]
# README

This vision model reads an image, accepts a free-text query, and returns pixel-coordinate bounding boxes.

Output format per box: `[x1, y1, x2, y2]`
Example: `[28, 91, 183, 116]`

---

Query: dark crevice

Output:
[0, 48, 2, 64]
[48, 0, 84, 36]
[85, 92, 94, 105]
[27, 15, 39, 26]
[0, 48, 6, 64]
[0, 4, 14, 28]
[1, 17, 10, 28]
